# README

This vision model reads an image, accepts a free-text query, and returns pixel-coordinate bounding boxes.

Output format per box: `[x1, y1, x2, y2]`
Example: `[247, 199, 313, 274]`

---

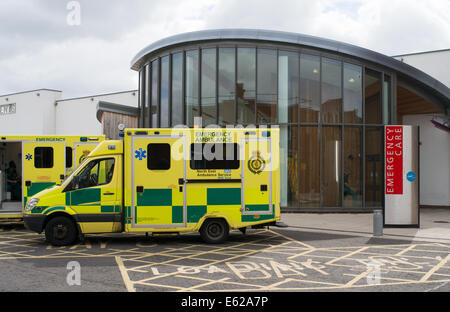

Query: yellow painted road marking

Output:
[115, 256, 136, 292]
[1, 229, 450, 292]
[325, 246, 369, 265]
[396, 244, 417, 256]
[420, 254, 450, 282]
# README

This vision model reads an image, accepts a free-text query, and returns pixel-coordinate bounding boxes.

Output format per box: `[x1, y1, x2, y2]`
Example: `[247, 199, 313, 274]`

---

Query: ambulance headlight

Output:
[25, 198, 39, 212]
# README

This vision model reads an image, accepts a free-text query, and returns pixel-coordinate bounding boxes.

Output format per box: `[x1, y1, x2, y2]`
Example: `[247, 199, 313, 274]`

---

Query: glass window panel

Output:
[151, 59, 159, 127]
[278, 51, 299, 124]
[383, 74, 391, 124]
[343, 63, 362, 123]
[365, 127, 383, 207]
[171, 52, 183, 126]
[280, 125, 299, 207]
[76, 158, 115, 189]
[138, 69, 145, 127]
[66, 147, 73, 168]
[190, 143, 239, 170]
[321, 58, 342, 123]
[147, 144, 171, 170]
[237, 48, 256, 125]
[299, 126, 320, 207]
[97, 158, 115, 185]
[257, 49, 277, 124]
[344, 127, 363, 207]
[321, 126, 342, 207]
[34, 147, 53, 168]
[300, 54, 320, 123]
[186, 50, 199, 127]
[201, 48, 217, 125]
[144, 65, 150, 127]
[218, 48, 235, 125]
[365, 68, 382, 124]
[160, 56, 169, 127]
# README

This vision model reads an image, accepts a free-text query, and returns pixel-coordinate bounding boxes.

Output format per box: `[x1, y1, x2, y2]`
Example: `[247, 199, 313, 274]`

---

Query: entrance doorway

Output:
[0, 142, 22, 212]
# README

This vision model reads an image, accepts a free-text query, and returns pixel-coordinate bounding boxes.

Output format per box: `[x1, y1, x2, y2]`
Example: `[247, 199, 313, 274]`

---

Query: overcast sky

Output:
[0, 0, 449, 98]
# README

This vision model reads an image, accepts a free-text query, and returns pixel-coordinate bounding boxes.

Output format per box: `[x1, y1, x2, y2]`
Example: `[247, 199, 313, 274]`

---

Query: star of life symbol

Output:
[135, 148, 147, 160]
[25, 153, 32, 161]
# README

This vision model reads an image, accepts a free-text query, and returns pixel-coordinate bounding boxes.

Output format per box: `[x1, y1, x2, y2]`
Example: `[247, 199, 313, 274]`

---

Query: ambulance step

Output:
[273, 221, 288, 228]
[251, 221, 288, 229]
[151, 232, 180, 237]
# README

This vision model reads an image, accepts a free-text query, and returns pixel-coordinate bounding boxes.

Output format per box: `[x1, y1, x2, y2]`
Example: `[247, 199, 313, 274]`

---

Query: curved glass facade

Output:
[137, 41, 395, 211]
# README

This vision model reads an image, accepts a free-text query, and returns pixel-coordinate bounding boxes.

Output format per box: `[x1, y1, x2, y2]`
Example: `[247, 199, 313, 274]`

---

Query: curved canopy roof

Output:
[130, 29, 449, 112]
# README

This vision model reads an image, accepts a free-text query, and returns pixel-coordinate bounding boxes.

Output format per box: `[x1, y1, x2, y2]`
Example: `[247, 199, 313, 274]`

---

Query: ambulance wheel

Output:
[200, 218, 229, 244]
[45, 216, 78, 246]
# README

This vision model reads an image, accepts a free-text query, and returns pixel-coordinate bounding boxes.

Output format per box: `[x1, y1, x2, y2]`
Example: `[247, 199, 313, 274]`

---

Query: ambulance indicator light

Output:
[262, 131, 270, 137]
[80, 137, 88, 142]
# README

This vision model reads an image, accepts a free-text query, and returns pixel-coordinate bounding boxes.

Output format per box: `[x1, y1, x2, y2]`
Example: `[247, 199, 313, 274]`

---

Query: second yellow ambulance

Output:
[0, 135, 104, 220]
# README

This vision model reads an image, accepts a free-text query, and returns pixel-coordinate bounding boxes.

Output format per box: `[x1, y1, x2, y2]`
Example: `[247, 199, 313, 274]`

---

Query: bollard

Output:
[373, 209, 383, 236]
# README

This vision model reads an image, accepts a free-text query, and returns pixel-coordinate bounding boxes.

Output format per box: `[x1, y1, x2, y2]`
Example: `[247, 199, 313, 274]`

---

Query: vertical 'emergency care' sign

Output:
[385, 126, 403, 195]
[384, 125, 419, 227]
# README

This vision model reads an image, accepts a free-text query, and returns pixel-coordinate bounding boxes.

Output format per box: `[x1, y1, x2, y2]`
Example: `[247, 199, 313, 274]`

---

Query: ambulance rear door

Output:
[130, 134, 186, 229]
[241, 135, 273, 218]
[23, 141, 66, 207]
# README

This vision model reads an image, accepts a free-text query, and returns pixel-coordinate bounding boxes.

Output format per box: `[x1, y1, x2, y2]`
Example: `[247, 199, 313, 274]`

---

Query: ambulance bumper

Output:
[24, 214, 45, 233]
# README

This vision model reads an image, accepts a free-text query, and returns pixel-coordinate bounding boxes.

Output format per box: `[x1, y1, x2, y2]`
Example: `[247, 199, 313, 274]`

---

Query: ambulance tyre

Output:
[45, 216, 78, 246]
[200, 218, 229, 244]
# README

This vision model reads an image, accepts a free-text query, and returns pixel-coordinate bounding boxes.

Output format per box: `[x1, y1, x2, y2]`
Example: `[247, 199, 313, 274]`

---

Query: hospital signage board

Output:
[385, 126, 403, 195]
[0, 103, 16, 115]
[384, 125, 419, 227]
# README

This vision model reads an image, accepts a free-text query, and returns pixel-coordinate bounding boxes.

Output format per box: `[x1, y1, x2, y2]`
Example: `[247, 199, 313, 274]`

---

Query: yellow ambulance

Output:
[23, 128, 280, 245]
[0, 135, 104, 221]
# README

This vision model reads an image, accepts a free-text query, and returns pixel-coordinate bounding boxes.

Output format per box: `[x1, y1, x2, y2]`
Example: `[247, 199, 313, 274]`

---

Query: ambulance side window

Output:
[34, 147, 54, 168]
[66, 158, 115, 191]
[190, 143, 240, 170]
[66, 147, 73, 168]
[147, 143, 170, 170]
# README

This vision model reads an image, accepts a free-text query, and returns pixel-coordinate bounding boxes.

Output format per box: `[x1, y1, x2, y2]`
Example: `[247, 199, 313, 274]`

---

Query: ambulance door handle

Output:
[103, 192, 115, 196]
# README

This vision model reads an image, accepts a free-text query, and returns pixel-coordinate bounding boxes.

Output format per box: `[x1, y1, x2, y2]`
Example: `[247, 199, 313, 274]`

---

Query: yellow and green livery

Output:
[24, 128, 281, 245]
[0, 135, 104, 221]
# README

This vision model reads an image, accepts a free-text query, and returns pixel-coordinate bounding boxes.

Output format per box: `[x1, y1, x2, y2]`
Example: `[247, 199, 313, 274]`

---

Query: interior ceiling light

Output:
[313, 69, 319, 74]
[348, 77, 355, 83]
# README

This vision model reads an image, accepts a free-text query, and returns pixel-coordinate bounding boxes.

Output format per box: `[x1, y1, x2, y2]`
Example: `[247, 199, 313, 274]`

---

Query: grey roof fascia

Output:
[0, 88, 62, 98]
[130, 29, 449, 110]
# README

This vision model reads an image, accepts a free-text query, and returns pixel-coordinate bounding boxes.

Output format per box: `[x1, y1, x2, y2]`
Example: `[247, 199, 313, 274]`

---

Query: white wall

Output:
[55, 90, 138, 135]
[0, 89, 62, 135]
[394, 50, 450, 87]
[403, 114, 450, 206]
[1, 89, 138, 136]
